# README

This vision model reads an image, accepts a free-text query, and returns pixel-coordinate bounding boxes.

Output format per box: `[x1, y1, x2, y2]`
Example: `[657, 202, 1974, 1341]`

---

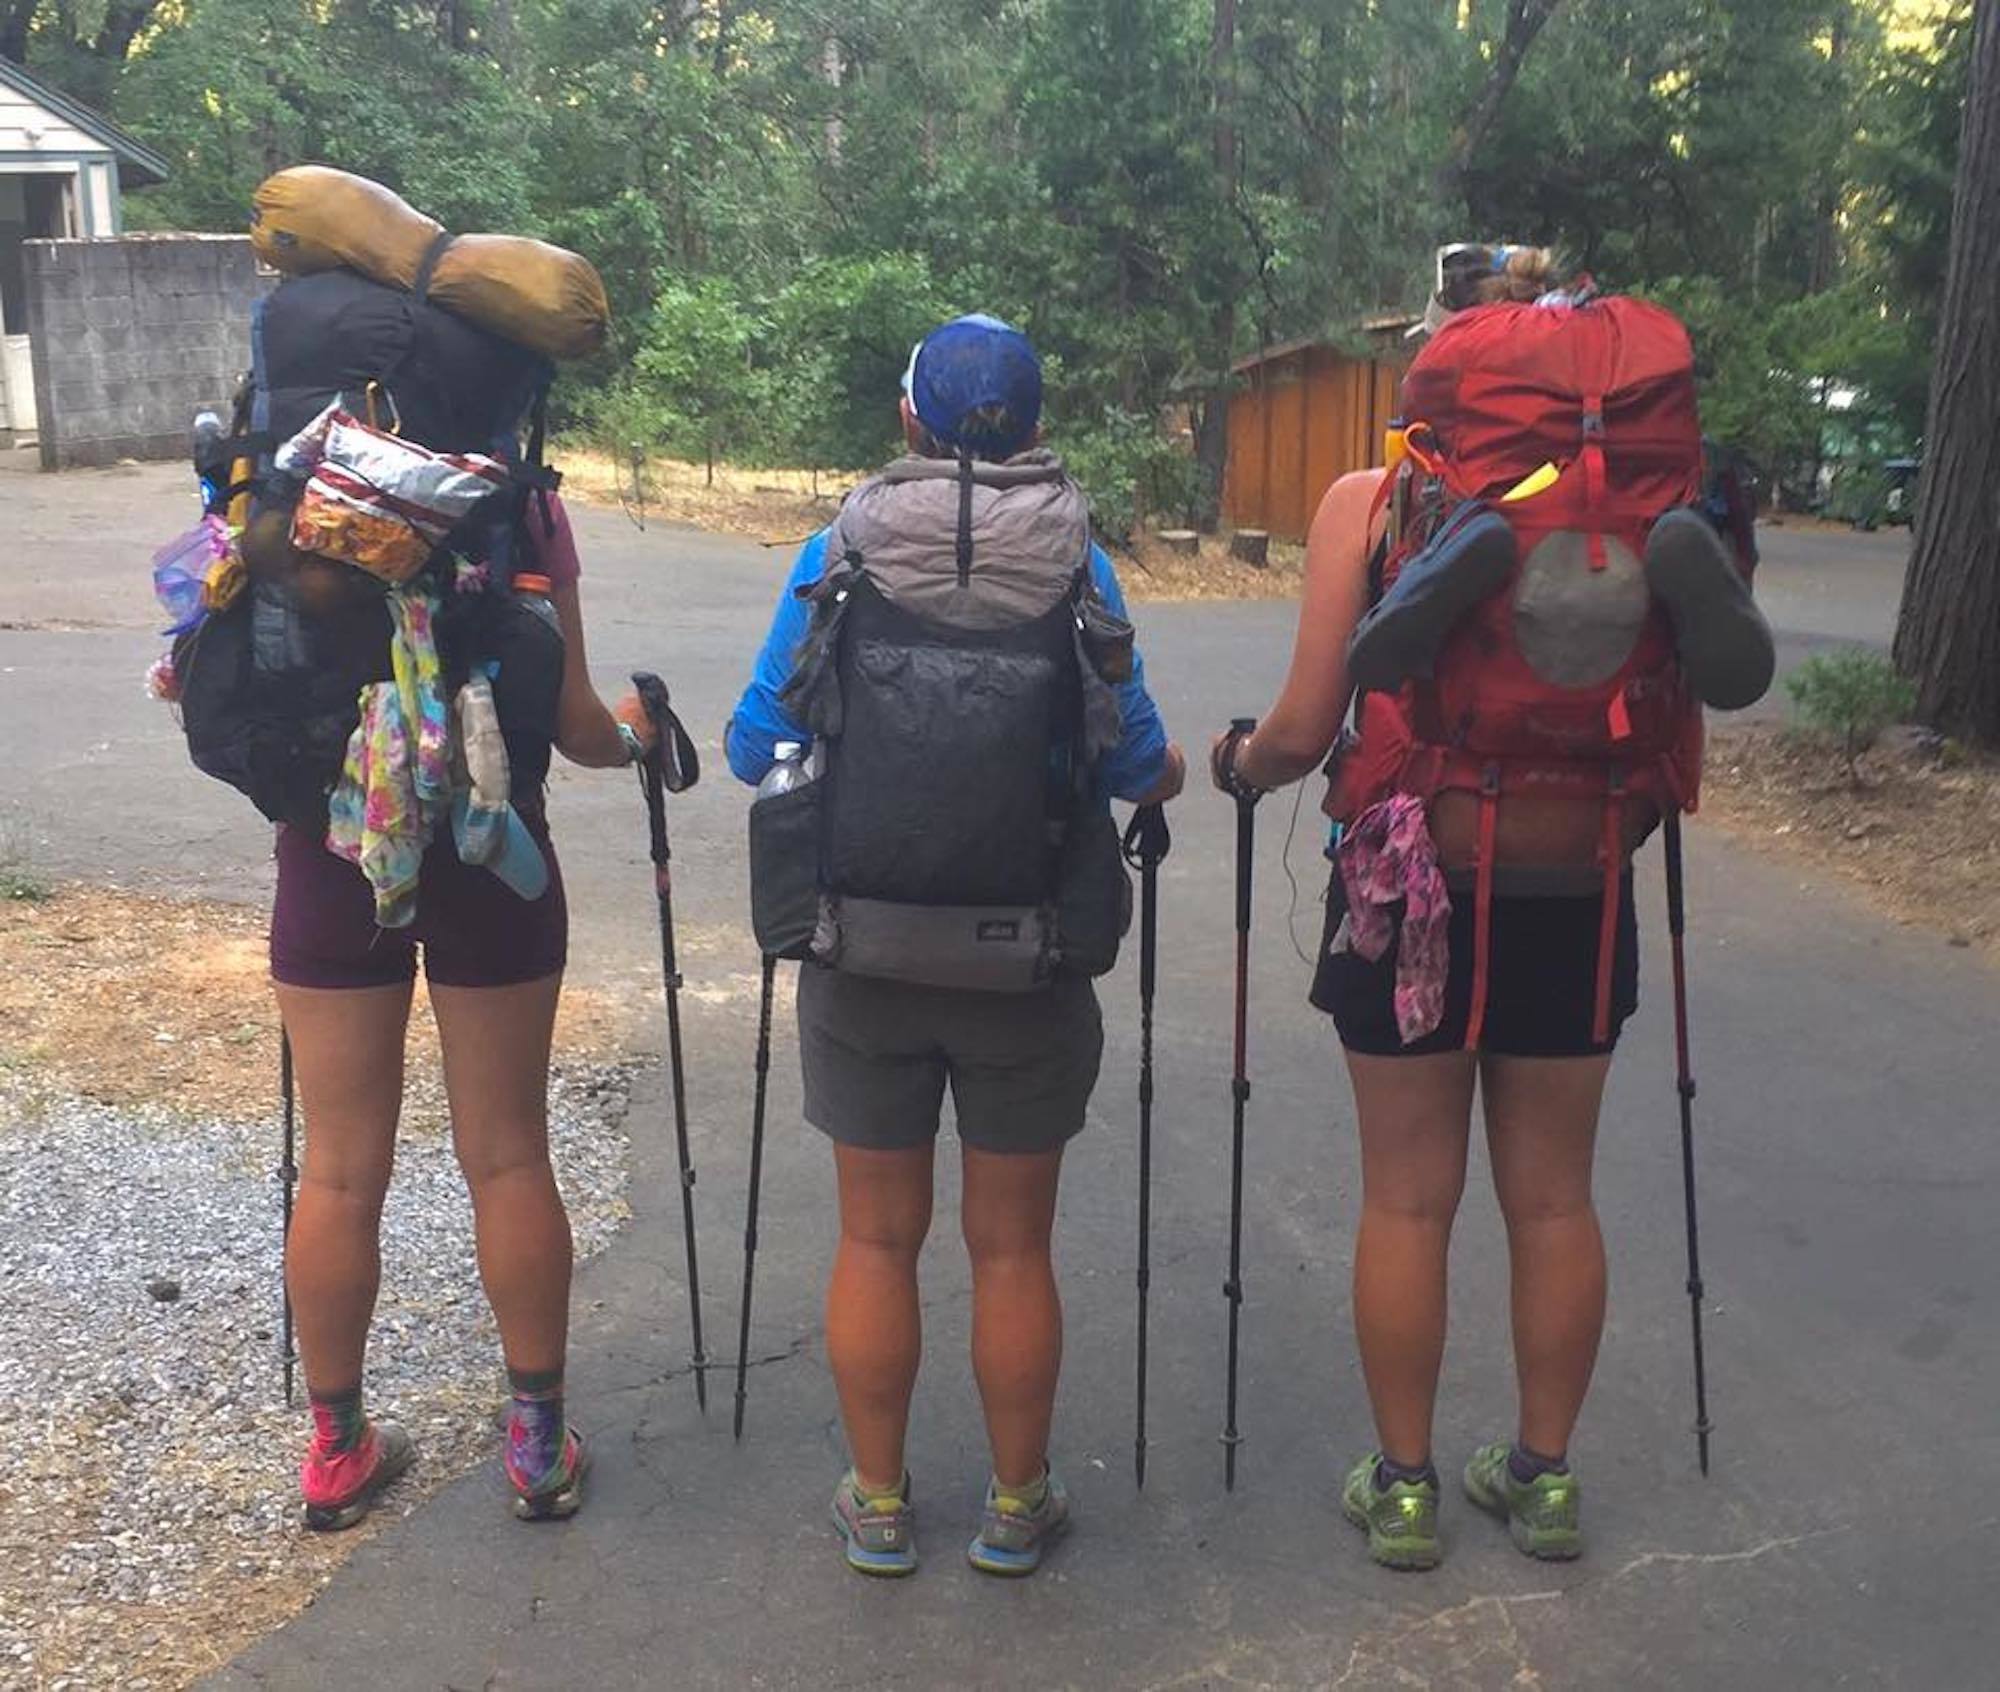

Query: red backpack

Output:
[1334, 293, 1713, 1048]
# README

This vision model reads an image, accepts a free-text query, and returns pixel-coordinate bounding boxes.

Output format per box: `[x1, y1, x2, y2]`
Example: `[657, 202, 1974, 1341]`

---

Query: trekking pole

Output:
[1663, 810, 1714, 1475]
[1221, 718, 1259, 1490]
[279, 1027, 297, 1407]
[633, 672, 709, 1412]
[733, 953, 778, 1441]
[1122, 803, 1172, 1489]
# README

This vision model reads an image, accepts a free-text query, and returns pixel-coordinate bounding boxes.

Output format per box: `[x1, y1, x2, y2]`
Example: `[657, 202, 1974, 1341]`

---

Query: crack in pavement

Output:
[1325, 1522, 1872, 1688]
[1609, 1526, 1840, 1581]
[1328, 1590, 1564, 1691]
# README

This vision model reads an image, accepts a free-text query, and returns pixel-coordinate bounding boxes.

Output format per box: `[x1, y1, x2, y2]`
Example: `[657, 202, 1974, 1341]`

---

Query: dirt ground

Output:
[0, 885, 636, 1121]
[0, 883, 643, 1691]
[1701, 725, 2000, 961]
[555, 444, 1306, 602]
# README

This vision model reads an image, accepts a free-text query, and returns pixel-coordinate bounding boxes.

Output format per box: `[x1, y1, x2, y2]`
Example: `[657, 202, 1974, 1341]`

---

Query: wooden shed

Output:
[1222, 315, 1417, 543]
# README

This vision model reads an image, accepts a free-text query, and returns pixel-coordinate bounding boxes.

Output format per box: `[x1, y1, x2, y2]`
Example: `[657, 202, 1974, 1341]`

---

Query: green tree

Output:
[628, 278, 764, 483]
[764, 253, 949, 473]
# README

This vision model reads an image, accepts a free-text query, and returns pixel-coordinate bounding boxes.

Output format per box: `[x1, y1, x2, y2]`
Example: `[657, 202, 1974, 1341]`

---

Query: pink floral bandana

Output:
[1331, 794, 1452, 1045]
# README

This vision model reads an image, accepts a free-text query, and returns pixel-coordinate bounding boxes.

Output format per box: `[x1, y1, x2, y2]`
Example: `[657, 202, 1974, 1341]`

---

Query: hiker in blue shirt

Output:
[728, 314, 1183, 1579]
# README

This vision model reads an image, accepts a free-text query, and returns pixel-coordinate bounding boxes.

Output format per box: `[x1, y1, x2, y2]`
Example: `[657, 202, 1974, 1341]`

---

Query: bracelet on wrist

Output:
[1221, 726, 1265, 801]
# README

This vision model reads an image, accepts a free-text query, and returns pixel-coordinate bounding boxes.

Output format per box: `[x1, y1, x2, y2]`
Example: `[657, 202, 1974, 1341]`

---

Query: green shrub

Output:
[1786, 649, 1916, 783]
[1055, 408, 1201, 543]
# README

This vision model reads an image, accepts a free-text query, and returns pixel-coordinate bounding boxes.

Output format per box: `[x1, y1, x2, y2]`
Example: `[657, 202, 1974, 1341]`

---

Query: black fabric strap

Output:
[411, 231, 455, 304]
[955, 448, 975, 587]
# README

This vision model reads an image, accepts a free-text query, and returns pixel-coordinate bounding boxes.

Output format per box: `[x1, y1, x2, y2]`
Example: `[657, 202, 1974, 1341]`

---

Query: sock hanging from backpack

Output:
[308, 1384, 369, 1455]
[506, 1366, 567, 1485]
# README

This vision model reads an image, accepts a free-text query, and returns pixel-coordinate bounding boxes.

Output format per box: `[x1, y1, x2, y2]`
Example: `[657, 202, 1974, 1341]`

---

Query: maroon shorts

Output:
[270, 816, 568, 990]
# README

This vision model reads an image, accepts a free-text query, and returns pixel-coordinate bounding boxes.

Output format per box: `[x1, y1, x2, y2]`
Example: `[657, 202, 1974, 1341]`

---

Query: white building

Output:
[1, 56, 168, 444]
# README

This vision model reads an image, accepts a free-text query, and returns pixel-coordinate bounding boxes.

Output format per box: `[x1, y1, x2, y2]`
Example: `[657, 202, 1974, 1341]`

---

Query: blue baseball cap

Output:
[901, 314, 1042, 458]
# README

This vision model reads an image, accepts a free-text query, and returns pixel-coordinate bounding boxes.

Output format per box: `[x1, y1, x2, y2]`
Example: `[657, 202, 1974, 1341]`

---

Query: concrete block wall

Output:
[21, 235, 267, 471]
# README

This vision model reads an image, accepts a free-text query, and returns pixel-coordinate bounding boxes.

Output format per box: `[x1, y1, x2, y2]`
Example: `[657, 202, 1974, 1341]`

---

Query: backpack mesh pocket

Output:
[749, 780, 821, 960]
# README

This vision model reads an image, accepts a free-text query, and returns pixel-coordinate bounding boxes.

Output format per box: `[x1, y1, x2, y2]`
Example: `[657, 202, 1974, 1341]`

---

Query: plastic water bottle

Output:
[191, 410, 229, 511]
[512, 571, 563, 638]
[757, 740, 812, 800]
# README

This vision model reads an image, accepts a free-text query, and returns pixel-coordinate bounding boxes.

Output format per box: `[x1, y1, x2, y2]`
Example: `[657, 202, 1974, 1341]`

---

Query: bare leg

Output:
[1481, 1054, 1612, 1459]
[276, 980, 411, 1397]
[826, 1143, 934, 1491]
[429, 974, 571, 1377]
[1343, 1050, 1478, 1467]
[961, 1146, 1065, 1489]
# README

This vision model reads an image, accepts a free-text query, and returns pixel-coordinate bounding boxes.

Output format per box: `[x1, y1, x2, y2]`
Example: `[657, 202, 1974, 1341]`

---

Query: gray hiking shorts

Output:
[797, 964, 1104, 1155]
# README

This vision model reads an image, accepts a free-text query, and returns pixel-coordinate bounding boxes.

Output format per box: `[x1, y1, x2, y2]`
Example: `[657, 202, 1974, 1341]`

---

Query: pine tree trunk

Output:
[1891, 0, 2000, 747]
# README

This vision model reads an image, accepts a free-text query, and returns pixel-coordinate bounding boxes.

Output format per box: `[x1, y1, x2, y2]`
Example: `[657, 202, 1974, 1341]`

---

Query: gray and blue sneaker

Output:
[967, 1469, 1070, 1577]
[1347, 501, 1518, 692]
[1644, 505, 1775, 710]
[830, 1470, 918, 1578]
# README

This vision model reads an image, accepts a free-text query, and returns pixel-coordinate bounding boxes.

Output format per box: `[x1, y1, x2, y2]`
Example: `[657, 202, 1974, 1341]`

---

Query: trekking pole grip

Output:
[1228, 717, 1258, 927]
[1122, 802, 1172, 869]
[631, 671, 700, 796]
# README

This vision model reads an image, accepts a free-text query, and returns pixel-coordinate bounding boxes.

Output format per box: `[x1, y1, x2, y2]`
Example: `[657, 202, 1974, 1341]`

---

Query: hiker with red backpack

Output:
[1211, 246, 1772, 1570]
[728, 314, 1186, 1578]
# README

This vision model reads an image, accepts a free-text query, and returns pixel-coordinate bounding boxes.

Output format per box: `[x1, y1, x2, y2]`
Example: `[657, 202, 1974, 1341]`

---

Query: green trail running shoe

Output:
[1340, 1454, 1442, 1572]
[967, 1470, 1071, 1577]
[1463, 1442, 1582, 1561]
[830, 1471, 918, 1578]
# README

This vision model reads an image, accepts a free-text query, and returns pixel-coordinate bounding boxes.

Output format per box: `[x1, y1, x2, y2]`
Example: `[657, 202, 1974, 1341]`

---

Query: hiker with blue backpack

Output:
[728, 314, 1186, 1578]
[1211, 246, 1772, 1570]
[162, 171, 672, 1530]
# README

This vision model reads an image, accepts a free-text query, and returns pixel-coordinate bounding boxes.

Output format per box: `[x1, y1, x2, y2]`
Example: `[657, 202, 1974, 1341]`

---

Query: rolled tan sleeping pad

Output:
[251, 166, 610, 361]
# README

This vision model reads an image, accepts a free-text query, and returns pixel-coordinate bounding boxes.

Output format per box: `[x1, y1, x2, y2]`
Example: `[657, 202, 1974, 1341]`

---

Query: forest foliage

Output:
[4, 0, 1974, 525]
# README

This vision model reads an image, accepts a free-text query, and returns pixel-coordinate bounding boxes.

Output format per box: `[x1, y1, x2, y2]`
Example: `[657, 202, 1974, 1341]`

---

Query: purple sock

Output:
[506, 1367, 566, 1485]
[1509, 1443, 1569, 1484]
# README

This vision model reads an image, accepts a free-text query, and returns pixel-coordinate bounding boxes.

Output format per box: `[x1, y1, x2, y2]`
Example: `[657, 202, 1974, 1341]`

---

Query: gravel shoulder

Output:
[0, 887, 642, 1691]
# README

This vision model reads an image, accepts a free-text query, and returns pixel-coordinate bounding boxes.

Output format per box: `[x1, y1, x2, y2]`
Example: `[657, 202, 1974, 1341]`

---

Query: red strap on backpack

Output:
[1463, 766, 1501, 1052]
[1581, 393, 1609, 570]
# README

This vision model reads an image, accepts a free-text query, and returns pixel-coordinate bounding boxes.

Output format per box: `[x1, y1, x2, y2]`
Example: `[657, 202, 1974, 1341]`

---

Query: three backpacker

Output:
[748, 451, 1135, 991]
[1333, 291, 1760, 1047]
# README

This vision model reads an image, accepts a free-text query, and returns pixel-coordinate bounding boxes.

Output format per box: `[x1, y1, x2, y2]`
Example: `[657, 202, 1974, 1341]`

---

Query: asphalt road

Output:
[4, 462, 1992, 1690]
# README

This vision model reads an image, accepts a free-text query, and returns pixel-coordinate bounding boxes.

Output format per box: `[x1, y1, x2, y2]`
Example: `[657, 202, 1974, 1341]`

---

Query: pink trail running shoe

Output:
[301, 1421, 417, 1533]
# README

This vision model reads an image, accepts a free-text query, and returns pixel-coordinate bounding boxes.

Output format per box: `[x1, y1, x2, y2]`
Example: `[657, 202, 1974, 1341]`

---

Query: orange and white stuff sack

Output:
[277, 404, 510, 586]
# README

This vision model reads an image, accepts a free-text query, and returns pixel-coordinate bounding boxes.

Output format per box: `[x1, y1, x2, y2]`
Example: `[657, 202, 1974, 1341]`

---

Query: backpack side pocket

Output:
[749, 780, 822, 960]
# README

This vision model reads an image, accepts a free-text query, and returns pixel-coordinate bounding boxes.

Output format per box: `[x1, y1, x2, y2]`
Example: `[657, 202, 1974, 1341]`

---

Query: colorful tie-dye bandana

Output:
[326, 588, 451, 928]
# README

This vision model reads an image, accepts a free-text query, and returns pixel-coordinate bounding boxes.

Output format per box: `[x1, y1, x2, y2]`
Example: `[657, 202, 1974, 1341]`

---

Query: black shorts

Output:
[797, 965, 1103, 1154]
[1310, 864, 1638, 1058]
